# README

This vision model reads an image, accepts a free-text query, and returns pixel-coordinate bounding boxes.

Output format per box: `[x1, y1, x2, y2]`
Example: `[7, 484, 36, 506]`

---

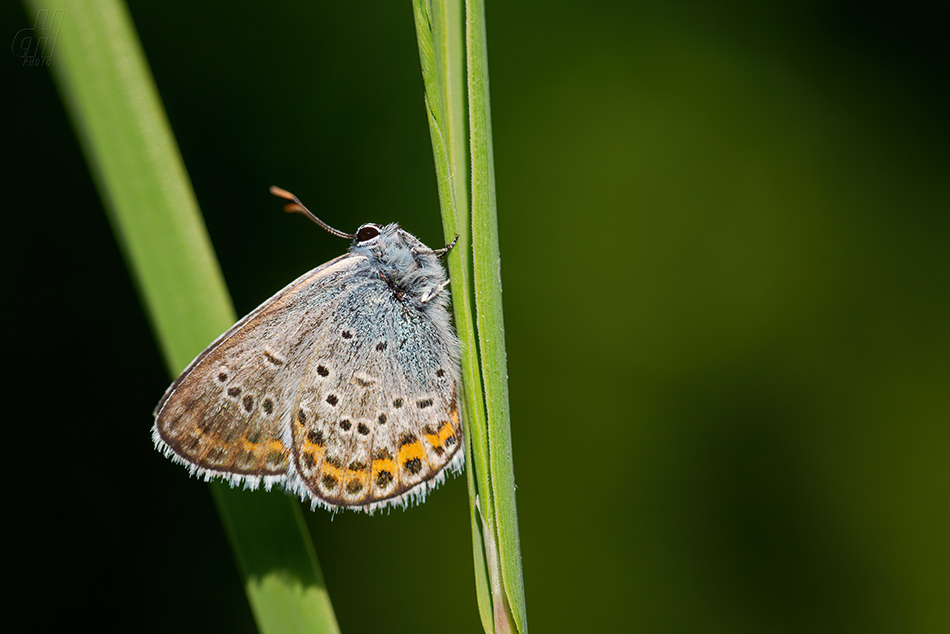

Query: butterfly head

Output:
[268, 188, 451, 308]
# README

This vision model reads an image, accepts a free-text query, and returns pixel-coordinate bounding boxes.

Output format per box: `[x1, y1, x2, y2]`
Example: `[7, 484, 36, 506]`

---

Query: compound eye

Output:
[356, 225, 380, 242]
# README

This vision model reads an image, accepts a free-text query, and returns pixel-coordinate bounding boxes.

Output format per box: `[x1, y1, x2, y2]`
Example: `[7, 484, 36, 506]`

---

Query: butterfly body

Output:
[153, 221, 462, 513]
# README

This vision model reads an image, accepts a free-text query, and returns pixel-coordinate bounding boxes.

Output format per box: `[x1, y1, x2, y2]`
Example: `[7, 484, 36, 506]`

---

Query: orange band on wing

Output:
[397, 440, 426, 465]
[424, 420, 458, 452]
[321, 462, 343, 482]
[372, 457, 396, 475]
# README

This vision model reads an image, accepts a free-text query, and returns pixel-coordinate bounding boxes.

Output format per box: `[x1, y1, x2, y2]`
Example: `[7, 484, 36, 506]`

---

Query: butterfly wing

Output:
[284, 264, 463, 511]
[153, 254, 357, 489]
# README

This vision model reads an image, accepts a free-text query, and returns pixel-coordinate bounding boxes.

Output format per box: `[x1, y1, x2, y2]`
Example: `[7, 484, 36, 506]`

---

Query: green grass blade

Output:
[467, 0, 529, 632]
[33, 1, 339, 632]
[415, 0, 528, 631]
[212, 487, 339, 634]
[412, 1, 494, 630]
[431, 0, 470, 235]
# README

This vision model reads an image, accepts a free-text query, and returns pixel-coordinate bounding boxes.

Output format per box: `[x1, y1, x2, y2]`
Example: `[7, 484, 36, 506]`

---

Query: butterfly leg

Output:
[420, 279, 451, 304]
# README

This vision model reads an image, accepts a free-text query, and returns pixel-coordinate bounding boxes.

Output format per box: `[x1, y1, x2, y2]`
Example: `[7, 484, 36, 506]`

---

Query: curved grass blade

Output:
[30, 1, 339, 631]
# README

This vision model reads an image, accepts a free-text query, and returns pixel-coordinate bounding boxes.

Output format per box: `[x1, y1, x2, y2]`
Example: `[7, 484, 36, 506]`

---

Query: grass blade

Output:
[410, 6, 495, 627]
[32, 1, 339, 632]
[467, 0, 529, 632]
[428, 1, 497, 629]
[413, 0, 528, 631]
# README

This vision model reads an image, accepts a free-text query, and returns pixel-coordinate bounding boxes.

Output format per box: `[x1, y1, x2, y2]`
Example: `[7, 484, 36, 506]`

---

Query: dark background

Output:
[4, 1, 948, 633]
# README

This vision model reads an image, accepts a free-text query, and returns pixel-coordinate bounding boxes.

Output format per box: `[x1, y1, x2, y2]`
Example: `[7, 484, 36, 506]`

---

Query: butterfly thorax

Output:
[349, 223, 448, 309]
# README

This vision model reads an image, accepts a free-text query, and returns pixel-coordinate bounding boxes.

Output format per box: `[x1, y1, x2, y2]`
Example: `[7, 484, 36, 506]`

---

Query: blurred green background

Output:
[5, 1, 948, 633]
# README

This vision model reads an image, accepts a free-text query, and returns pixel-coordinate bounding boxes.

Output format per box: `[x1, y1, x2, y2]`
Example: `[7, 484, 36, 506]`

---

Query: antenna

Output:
[269, 186, 355, 240]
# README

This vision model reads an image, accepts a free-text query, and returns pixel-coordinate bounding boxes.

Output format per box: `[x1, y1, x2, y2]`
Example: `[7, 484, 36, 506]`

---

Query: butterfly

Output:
[152, 187, 462, 512]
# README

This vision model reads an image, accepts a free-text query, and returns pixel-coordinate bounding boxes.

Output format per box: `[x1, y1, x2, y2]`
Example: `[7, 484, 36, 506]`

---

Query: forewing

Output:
[153, 254, 360, 485]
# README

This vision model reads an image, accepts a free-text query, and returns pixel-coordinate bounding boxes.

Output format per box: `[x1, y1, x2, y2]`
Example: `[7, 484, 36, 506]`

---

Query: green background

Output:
[5, 1, 948, 632]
